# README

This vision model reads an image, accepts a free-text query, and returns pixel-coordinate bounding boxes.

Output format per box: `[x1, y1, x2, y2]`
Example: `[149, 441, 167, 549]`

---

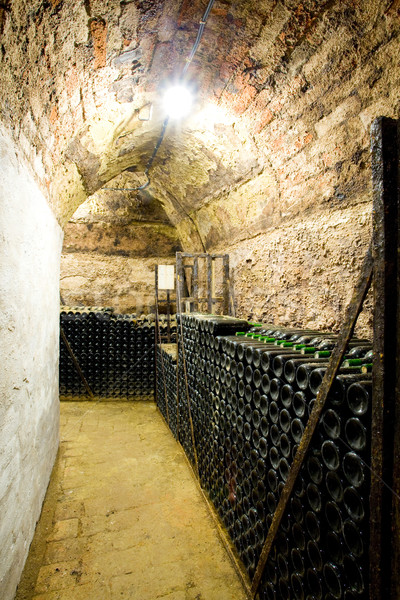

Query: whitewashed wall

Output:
[0, 126, 62, 600]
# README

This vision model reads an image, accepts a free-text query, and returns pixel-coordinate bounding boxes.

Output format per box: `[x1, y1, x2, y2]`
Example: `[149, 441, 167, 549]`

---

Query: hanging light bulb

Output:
[162, 84, 193, 119]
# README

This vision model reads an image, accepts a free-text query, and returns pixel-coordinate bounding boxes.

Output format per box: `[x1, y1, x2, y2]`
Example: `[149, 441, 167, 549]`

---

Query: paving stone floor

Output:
[15, 401, 248, 600]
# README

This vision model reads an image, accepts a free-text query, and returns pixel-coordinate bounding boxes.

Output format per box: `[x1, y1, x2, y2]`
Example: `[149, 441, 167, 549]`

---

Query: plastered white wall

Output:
[0, 125, 63, 600]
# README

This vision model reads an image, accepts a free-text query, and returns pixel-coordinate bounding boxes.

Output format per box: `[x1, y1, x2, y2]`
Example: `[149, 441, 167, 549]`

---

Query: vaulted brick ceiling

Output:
[0, 0, 396, 250]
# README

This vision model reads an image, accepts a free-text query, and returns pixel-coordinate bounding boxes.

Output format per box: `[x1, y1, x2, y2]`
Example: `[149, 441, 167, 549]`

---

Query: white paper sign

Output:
[158, 265, 175, 290]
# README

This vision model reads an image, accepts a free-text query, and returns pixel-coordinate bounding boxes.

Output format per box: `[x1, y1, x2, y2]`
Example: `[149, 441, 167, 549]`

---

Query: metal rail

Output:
[370, 116, 400, 600]
[251, 245, 373, 596]
[177, 276, 200, 478]
[176, 251, 231, 315]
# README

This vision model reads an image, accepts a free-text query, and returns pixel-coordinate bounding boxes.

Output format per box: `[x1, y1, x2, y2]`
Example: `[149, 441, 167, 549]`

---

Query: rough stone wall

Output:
[60, 253, 175, 314]
[63, 220, 180, 257]
[1, 0, 399, 334]
[0, 126, 62, 600]
[183, 0, 400, 336]
[0, 0, 269, 224]
[60, 192, 180, 312]
[212, 206, 373, 336]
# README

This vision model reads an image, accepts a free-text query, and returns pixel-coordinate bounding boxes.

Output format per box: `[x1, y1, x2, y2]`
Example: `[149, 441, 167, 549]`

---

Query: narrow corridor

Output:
[15, 402, 248, 600]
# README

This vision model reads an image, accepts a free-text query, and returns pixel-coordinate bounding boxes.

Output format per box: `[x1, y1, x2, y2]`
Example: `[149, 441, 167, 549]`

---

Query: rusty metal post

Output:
[222, 254, 230, 315]
[251, 245, 373, 597]
[193, 257, 199, 312]
[176, 252, 231, 315]
[176, 252, 184, 312]
[207, 254, 213, 313]
[370, 116, 400, 600]
[166, 289, 171, 342]
[154, 265, 159, 401]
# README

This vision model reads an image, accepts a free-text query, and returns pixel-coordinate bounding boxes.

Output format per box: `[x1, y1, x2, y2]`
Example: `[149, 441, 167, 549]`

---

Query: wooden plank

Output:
[180, 296, 225, 303]
[251, 245, 373, 597]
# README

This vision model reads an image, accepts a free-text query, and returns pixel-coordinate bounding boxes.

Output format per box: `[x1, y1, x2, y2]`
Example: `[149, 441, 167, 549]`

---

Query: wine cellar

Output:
[157, 314, 373, 599]
[2, 2, 400, 600]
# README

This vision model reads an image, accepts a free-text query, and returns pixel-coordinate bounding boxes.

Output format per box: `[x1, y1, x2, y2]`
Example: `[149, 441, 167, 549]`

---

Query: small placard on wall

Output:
[158, 265, 175, 290]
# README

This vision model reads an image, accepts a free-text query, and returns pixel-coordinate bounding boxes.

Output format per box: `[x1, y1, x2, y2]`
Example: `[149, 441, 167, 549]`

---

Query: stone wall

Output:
[60, 192, 180, 313]
[0, 126, 62, 600]
[180, 0, 400, 337]
[1, 0, 398, 333]
[212, 205, 373, 337]
[1, 2, 398, 596]
[60, 253, 175, 314]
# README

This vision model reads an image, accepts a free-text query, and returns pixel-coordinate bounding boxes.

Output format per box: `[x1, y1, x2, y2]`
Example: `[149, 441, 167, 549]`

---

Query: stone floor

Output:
[15, 401, 249, 600]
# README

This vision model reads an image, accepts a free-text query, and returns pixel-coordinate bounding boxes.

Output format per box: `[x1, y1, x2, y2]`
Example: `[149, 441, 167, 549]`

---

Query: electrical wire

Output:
[102, 118, 169, 191]
[182, 0, 215, 77]
[102, 0, 216, 193]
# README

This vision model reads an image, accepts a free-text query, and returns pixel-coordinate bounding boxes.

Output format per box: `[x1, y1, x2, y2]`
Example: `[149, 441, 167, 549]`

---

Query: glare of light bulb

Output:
[162, 85, 193, 119]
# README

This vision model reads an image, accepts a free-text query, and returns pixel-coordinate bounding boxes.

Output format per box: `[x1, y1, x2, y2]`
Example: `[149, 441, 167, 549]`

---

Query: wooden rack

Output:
[369, 116, 400, 600]
[154, 265, 174, 343]
[171, 118, 400, 600]
[251, 116, 400, 599]
[176, 252, 231, 315]
[155, 118, 400, 600]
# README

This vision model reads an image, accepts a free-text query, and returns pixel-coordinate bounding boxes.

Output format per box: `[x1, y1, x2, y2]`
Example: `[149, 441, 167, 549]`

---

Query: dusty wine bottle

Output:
[346, 380, 372, 416]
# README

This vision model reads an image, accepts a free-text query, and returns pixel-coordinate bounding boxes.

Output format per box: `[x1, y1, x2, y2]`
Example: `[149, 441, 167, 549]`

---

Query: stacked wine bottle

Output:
[156, 313, 372, 599]
[155, 344, 179, 438]
[59, 308, 166, 398]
